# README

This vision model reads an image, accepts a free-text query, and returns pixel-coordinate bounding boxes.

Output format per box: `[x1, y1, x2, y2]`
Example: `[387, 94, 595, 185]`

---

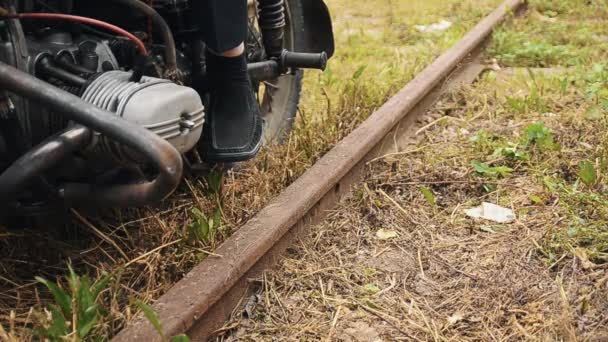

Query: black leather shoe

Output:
[201, 50, 263, 162]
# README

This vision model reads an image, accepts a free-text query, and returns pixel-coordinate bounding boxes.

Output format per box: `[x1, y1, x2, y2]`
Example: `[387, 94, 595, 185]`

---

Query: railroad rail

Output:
[114, 0, 527, 340]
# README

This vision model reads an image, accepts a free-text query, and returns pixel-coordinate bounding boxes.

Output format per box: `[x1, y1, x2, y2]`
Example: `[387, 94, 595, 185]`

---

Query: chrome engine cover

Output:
[81, 71, 204, 162]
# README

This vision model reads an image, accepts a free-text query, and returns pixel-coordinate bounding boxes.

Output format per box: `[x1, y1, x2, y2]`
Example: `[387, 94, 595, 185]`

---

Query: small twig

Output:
[417, 248, 426, 278]
[367, 146, 426, 164]
[548, 253, 567, 270]
[431, 255, 481, 281]
[122, 239, 181, 268]
[359, 302, 425, 341]
[510, 315, 537, 340]
[393, 180, 523, 189]
[374, 274, 397, 297]
[378, 189, 411, 219]
[378, 189, 427, 229]
[0, 321, 10, 342]
[291, 267, 343, 282]
[416, 116, 462, 136]
[319, 276, 327, 306]
[372, 246, 391, 258]
[71, 209, 129, 260]
[193, 248, 223, 258]
[0, 276, 20, 287]
[325, 306, 342, 342]
[186, 179, 205, 210]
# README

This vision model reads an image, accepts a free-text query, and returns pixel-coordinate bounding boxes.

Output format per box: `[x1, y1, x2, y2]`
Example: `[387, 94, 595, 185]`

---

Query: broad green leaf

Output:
[363, 268, 376, 276]
[78, 304, 99, 338]
[188, 208, 211, 243]
[469, 129, 489, 143]
[92, 273, 112, 300]
[506, 96, 524, 112]
[579, 161, 597, 186]
[205, 170, 224, 195]
[471, 161, 512, 178]
[352, 65, 367, 80]
[35, 277, 71, 318]
[543, 176, 557, 193]
[528, 194, 543, 204]
[211, 208, 222, 231]
[199, 219, 210, 242]
[67, 264, 80, 295]
[191, 208, 204, 220]
[47, 305, 69, 339]
[501, 144, 527, 160]
[472, 160, 493, 174]
[584, 105, 604, 121]
[364, 299, 380, 310]
[77, 275, 94, 309]
[134, 300, 165, 339]
[493, 166, 513, 177]
[419, 186, 436, 205]
[363, 284, 380, 294]
[522, 122, 554, 150]
[171, 334, 192, 342]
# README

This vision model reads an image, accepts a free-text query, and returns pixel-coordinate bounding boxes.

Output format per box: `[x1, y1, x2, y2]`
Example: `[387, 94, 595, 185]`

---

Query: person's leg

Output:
[194, 0, 248, 55]
[221, 43, 245, 57]
[193, 0, 263, 162]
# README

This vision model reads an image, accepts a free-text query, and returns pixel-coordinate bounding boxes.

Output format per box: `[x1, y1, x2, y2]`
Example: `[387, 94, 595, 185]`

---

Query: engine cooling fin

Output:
[81, 70, 205, 162]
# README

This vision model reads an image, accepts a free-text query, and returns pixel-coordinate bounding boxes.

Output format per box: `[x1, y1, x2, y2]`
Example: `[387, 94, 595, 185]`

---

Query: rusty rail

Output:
[114, 0, 526, 340]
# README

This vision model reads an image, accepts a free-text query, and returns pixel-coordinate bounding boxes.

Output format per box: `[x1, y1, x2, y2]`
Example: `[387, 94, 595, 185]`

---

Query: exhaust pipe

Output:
[0, 61, 183, 207]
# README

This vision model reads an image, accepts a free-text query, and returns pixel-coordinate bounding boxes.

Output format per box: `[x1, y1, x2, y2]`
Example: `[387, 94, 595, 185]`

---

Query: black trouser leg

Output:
[192, 0, 248, 54]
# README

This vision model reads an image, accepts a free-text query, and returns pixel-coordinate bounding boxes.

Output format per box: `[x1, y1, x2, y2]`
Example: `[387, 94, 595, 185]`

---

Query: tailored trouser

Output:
[192, 0, 248, 54]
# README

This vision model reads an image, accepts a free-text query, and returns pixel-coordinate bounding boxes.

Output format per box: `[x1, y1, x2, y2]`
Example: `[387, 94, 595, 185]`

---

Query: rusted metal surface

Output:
[114, 1, 526, 340]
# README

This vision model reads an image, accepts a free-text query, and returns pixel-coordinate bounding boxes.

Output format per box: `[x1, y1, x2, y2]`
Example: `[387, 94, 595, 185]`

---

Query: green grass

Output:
[229, 2, 608, 339]
[488, 0, 608, 67]
[303, 0, 503, 117]
[475, 0, 608, 264]
[11, 0, 608, 339]
[1, 0, 511, 340]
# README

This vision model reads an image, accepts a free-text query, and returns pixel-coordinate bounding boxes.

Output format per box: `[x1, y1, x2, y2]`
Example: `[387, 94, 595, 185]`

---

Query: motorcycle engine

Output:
[0, 1, 204, 164]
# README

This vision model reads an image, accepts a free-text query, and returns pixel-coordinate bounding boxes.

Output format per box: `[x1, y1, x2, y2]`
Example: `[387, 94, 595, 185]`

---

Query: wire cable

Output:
[1, 12, 148, 56]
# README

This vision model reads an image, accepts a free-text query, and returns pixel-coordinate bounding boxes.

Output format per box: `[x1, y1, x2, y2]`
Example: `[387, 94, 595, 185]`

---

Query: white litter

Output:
[465, 202, 516, 223]
[376, 228, 398, 240]
[414, 20, 453, 33]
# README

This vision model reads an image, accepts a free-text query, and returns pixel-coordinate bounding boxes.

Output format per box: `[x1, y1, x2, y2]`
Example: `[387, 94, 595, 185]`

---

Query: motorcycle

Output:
[0, 0, 334, 222]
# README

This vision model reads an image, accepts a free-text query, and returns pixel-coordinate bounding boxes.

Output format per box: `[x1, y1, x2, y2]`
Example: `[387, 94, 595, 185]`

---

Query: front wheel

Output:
[247, 0, 304, 144]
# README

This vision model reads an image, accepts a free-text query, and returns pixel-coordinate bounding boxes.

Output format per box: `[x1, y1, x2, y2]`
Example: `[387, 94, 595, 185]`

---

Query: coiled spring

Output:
[257, 0, 286, 57]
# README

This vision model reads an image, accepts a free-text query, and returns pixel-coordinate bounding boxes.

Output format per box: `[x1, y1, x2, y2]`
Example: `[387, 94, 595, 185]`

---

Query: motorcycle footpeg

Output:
[279, 50, 328, 71]
[247, 50, 329, 81]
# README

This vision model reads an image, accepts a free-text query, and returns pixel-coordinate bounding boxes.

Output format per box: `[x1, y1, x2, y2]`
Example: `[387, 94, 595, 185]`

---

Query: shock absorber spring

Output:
[257, 0, 286, 57]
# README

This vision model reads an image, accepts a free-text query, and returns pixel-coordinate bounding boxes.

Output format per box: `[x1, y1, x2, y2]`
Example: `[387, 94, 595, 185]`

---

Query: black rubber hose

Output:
[107, 0, 178, 75]
[0, 125, 91, 202]
[37, 56, 87, 86]
[0, 61, 183, 207]
[55, 56, 96, 76]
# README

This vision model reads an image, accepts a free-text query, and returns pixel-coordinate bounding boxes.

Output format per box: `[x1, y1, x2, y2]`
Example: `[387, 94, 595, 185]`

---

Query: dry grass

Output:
[218, 2, 608, 340]
[0, 0, 504, 340]
[223, 78, 608, 341]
